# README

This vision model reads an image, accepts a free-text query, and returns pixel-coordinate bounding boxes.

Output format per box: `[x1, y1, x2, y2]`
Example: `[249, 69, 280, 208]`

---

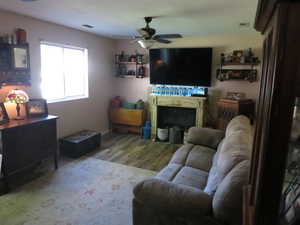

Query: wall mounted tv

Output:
[150, 48, 212, 86]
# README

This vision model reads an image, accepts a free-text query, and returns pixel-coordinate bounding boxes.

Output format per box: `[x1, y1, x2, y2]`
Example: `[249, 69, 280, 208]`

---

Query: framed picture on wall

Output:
[26, 99, 48, 118]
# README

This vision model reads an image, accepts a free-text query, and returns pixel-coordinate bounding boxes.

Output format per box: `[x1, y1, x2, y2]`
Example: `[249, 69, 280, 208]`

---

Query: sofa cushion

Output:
[185, 145, 215, 172]
[187, 127, 224, 149]
[170, 144, 215, 172]
[205, 117, 252, 196]
[204, 139, 224, 195]
[213, 160, 250, 225]
[173, 166, 208, 189]
[170, 144, 194, 165]
[216, 136, 251, 181]
[225, 115, 252, 138]
[156, 163, 182, 181]
[134, 178, 212, 216]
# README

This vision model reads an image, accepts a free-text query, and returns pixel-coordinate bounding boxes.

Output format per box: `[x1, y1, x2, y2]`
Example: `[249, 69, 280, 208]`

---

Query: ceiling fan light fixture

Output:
[138, 40, 155, 49]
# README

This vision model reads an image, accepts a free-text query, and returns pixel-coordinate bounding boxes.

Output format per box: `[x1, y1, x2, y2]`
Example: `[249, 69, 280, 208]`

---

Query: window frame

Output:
[40, 41, 89, 104]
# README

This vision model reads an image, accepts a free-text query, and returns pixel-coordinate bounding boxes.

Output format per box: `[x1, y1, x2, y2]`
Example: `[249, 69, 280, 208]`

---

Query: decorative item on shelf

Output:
[110, 96, 122, 108]
[136, 99, 145, 109]
[130, 55, 136, 62]
[115, 54, 120, 64]
[0, 102, 9, 125]
[221, 48, 259, 64]
[226, 92, 246, 100]
[127, 70, 136, 76]
[217, 69, 257, 82]
[15, 28, 27, 44]
[220, 53, 225, 64]
[137, 65, 145, 78]
[5, 89, 29, 120]
[122, 102, 136, 109]
[119, 51, 125, 62]
[233, 50, 244, 63]
[0, 29, 27, 45]
[217, 48, 260, 82]
[119, 63, 127, 76]
[25, 99, 48, 118]
[136, 54, 143, 64]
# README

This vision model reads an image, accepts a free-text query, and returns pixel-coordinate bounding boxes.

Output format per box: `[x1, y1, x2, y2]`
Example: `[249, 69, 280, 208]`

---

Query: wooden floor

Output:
[95, 133, 181, 171]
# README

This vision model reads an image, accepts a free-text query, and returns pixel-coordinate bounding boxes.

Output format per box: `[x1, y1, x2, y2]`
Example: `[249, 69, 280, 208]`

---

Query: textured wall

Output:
[0, 10, 116, 137]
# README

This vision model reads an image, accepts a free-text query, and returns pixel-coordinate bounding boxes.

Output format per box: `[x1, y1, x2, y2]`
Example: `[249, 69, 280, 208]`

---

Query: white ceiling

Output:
[0, 0, 258, 38]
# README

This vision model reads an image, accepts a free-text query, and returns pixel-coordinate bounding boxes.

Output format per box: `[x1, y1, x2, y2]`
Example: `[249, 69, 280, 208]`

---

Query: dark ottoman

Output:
[60, 130, 101, 158]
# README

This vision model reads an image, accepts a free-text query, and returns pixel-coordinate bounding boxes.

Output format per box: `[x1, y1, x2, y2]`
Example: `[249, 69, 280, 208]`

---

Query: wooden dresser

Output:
[217, 99, 255, 130]
[0, 115, 58, 193]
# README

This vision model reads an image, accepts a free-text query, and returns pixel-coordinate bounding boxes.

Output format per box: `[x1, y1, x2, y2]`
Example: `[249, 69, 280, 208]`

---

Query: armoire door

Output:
[246, 2, 300, 225]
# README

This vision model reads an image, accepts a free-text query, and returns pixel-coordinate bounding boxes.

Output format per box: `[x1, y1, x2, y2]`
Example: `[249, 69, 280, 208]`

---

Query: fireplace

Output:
[149, 95, 206, 138]
[157, 106, 196, 129]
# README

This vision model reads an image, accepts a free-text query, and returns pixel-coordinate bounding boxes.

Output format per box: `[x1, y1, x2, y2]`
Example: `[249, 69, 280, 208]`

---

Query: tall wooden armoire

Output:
[244, 1, 300, 225]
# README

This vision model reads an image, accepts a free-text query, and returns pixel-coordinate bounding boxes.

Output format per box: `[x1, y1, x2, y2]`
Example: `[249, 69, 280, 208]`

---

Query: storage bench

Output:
[60, 130, 101, 158]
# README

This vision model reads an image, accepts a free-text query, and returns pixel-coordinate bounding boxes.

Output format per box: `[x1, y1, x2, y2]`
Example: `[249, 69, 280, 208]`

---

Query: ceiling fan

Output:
[134, 17, 183, 49]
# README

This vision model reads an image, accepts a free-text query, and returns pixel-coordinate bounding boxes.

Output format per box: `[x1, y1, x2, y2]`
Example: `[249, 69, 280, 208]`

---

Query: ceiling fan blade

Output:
[154, 34, 182, 39]
[155, 38, 171, 44]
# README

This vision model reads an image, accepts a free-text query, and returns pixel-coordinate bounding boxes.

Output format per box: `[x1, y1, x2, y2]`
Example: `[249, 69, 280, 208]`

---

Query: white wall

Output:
[0, 10, 116, 137]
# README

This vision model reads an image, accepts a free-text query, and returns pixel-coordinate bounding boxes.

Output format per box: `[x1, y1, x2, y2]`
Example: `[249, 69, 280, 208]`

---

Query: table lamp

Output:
[5, 89, 29, 120]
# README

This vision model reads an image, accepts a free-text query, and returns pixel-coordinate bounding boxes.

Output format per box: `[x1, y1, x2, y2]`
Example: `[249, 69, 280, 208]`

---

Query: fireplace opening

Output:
[157, 106, 196, 130]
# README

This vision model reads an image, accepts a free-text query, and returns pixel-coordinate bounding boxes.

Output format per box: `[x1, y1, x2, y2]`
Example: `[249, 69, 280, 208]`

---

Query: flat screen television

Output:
[150, 48, 212, 86]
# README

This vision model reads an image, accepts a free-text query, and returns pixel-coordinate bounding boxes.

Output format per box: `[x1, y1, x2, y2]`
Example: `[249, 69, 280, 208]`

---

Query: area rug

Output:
[95, 134, 181, 171]
[0, 158, 156, 225]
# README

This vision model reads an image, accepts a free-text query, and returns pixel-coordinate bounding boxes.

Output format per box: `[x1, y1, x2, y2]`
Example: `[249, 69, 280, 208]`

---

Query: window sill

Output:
[47, 95, 89, 104]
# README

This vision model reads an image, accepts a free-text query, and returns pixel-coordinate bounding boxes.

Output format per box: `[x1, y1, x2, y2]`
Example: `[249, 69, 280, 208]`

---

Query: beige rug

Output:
[0, 158, 156, 225]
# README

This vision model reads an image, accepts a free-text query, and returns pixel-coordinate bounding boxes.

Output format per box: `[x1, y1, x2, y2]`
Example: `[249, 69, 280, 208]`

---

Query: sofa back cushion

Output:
[187, 127, 224, 149]
[204, 115, 252, 196]
[225, 115, 252, 138]
[212, 160, 250, 225]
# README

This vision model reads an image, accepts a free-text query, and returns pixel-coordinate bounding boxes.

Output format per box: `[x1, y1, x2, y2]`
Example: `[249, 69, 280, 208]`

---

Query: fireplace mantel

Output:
[149, 95, 207, 138]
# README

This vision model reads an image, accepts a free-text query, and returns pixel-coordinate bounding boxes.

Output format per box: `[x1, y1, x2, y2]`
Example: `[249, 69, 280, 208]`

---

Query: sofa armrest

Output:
[133, 178, 212, 216]
[187, 127, 224, 149]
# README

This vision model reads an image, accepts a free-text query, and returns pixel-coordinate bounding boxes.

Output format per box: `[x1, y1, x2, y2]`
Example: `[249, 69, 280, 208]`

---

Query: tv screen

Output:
[150, 48, 212, 86]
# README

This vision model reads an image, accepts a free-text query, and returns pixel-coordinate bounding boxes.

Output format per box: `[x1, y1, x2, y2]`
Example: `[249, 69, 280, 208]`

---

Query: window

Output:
[40, 42, 88, 103]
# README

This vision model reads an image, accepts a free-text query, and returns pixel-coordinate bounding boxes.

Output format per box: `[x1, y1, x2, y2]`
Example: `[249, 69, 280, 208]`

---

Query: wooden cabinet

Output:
[0, 116, 58, 193]
[244, 1, 300, 225]
[110, 108, 146, 133]
[217, 99, 255, 130]
[0, 43, 30, 86]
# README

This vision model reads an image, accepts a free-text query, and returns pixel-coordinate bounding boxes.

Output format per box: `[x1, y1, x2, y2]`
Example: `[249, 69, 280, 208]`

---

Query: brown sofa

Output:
[133, 115, 253, 225]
